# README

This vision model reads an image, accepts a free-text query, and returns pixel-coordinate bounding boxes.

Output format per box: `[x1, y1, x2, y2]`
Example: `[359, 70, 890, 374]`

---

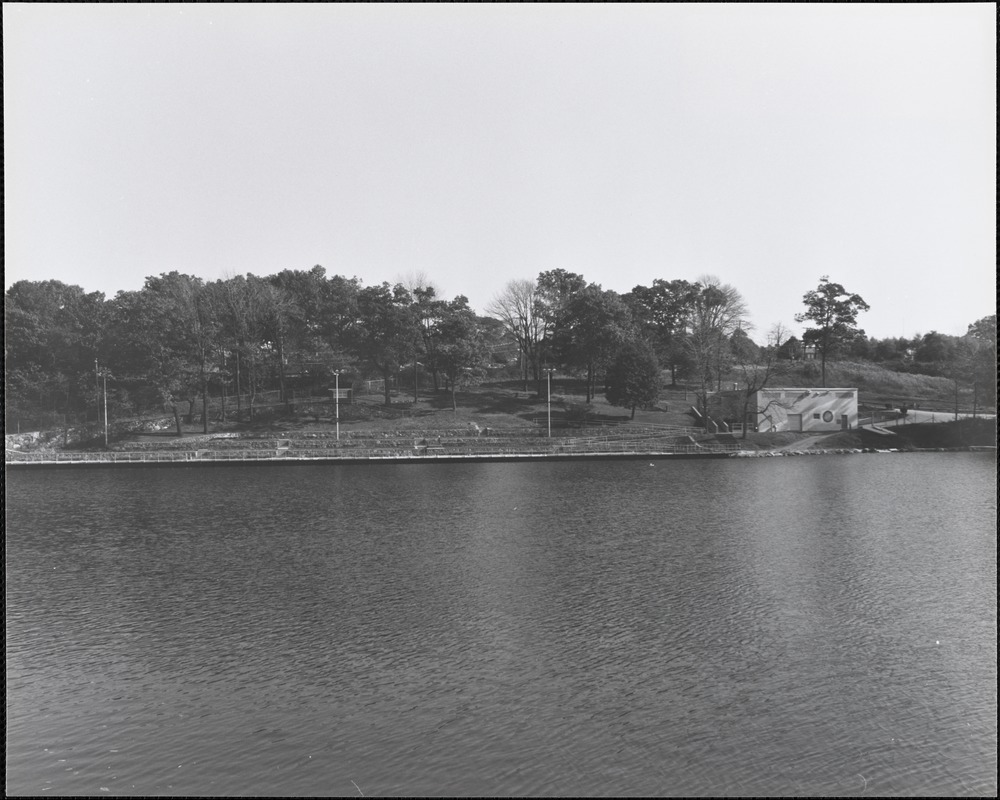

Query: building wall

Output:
[756, 388, 858, 432]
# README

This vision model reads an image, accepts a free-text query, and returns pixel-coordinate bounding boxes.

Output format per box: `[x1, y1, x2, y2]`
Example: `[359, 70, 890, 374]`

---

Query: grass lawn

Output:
[210, 379, 706, 434]
[36, 362, 990, 453]
[121, 379, 867, 454]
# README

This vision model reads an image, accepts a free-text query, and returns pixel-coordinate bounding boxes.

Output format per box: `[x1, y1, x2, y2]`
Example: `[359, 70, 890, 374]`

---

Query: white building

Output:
[755, 388, 859, 432]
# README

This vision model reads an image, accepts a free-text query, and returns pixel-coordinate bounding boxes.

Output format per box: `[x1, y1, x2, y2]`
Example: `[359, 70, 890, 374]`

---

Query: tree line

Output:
[5, 267, 996, 433]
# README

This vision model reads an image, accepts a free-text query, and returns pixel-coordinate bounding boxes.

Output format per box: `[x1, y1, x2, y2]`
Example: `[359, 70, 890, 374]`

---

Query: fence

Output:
[530, 417, 704, 434]
[359, 379, 387, 395]
[6, 436, 738, 465]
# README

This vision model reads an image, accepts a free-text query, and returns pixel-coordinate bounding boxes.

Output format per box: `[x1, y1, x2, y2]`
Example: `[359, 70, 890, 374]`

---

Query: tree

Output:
[411, 285, 447, 393]
[624, 279, 698, 385]
[604, 341, 661, 419]
[317, 273, 362, 357]
[214, 274, 274, 423]
[965, 315, 997, 414]
[396, 270, 440, 300]
[685, 276, 749, 420]
[123, 273, 220, 435]
[730, 324, 789, 439]
[433, 297, 491, 411]
[914, 331, 955, 365]
[775, 334, 802, 361]
[845, 334, 873, 361]
[350, 283, 421, 406]
[551, 285, 637, 402]
[5, 280, 108, 430]
[868, 335, 917, 364]
[486, 279, 545, 391]
[535, 269, 588, 385]
[476, 314, 510, 367]
[795, 277, 870, 387]
[253, 280, 300, 407]
[266, 266, 347, 398]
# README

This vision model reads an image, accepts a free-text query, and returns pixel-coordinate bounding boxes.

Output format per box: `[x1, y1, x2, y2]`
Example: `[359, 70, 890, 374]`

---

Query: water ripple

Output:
[7, 456, 996, 796]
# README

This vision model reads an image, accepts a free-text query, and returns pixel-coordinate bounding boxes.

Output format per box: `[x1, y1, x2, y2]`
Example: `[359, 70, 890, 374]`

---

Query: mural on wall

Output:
[757, 388, 858, 432]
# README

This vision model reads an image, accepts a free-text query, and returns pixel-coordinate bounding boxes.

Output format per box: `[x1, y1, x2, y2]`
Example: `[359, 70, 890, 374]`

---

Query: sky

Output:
[4, 3, 996, 341]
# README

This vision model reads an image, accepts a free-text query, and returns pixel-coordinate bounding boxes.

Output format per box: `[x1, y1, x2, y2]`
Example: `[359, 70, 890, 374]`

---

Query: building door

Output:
[787, 414, 802, 432]
[841, 415, 849, 430]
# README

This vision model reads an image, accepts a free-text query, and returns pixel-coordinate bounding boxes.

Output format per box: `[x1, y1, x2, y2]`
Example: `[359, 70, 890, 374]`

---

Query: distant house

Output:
[755, 388, 858, 432]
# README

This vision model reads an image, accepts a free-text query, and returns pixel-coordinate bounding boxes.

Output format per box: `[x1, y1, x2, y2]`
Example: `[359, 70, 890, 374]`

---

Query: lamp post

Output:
[95, 358, 101, 424]
[102, 371, 109, 448]
[544, 368, 555, 438]
[95, 364, 110, 448]
[333, 370, 341, 441]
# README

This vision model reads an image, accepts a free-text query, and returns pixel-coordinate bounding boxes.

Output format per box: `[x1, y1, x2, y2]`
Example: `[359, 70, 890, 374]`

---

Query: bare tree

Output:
[685, 275, 749, 423]
[396, 271, 440, 299]
[731, 323, 789, 439]
[486, 279, 545, 391]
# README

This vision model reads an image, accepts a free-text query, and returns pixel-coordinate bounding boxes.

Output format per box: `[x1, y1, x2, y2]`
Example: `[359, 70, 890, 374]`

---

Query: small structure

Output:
[329, 387, 353, 404]
[755, 388, 858, 433]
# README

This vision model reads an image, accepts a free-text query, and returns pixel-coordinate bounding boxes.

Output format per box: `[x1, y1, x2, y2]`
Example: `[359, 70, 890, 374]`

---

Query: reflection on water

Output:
[6, 454, 997, 797]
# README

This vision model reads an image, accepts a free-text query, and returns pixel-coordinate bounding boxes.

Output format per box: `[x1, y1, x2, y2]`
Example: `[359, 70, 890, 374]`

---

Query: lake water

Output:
[6, 454, 997, 797]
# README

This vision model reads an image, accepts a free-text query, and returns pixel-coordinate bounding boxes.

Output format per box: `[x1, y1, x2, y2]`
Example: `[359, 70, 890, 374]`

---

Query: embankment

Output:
[863, 418, 996, 451]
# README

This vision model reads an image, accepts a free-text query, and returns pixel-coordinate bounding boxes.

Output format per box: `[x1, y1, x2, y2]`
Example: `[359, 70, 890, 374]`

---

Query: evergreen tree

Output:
[795, 277, 870, 386]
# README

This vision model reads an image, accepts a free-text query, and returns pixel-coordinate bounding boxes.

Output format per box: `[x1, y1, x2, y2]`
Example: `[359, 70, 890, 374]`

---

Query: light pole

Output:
[544, 368, 555, 438]
[333, 370, 341, 441]
[95, 365, 110, 448]
[95, 358, 100, 424]
[102, 371, 109, 448]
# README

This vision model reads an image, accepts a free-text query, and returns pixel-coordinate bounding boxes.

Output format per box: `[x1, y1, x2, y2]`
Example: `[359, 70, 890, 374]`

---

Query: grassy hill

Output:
[775, 360, 963, 408]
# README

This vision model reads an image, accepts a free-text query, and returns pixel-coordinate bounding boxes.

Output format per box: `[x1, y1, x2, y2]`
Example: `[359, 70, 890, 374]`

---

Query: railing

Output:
[561, 429, 702, 445]
[7, 438, 739, 465]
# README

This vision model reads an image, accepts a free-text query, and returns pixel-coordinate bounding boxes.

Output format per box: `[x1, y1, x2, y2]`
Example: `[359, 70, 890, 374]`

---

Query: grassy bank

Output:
[782, 360, 983, 412]
[8, 364, 993, 457]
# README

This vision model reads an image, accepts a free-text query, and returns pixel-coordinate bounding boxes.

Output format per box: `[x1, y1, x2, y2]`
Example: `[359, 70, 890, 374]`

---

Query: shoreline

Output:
[6, 445, 993, 469]
[5, 450, 735, 468]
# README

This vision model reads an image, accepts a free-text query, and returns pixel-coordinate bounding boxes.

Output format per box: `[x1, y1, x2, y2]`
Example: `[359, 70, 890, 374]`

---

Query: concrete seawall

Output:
[10, 446, 987, 470]
[5, 449, 736, 469]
